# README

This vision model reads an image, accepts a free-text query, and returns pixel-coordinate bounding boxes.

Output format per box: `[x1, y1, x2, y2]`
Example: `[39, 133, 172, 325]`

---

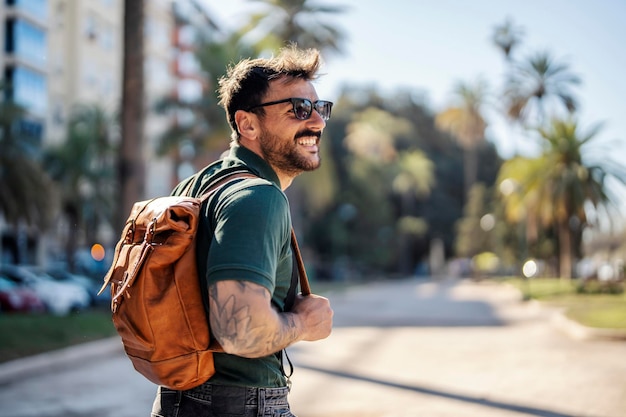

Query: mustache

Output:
[295, 130, 321, 140]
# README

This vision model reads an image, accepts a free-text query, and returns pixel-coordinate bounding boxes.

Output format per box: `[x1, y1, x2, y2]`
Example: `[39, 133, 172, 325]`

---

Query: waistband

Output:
[165, 383, 290, 406]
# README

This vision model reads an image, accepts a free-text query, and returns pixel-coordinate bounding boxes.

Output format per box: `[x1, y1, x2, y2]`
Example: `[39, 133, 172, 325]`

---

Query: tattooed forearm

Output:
[209, 281, 301, 358]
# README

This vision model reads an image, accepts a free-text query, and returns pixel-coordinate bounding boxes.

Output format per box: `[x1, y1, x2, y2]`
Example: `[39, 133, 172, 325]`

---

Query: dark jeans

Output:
[151, 384, 296, 417]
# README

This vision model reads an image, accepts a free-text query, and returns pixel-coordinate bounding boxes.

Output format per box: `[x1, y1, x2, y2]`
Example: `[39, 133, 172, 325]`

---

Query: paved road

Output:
[0, 278, 624, 417]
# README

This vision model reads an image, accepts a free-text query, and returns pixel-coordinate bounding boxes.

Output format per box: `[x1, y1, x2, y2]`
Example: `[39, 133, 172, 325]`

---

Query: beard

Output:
[259, 127, 321, 175]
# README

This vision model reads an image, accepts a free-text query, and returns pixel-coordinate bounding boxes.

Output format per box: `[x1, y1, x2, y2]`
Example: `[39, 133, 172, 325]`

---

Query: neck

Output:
[276, 171, 297, 191]
[237, 140, 297, 191]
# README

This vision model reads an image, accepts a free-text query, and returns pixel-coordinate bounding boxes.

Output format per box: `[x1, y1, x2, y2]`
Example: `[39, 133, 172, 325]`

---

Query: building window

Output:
[6, 19, 47, 68]
[145, 57, 170, 92]
[8, 0, 48, 21]
[100, 24, 114, 50]
[177, 51, 199, 76]
[84, 13, 97, 40]
[145, 18, 169, 50]
[82, 59, 97, 87]
[18, 117, 44, 146]
[8, 66, 47, 115]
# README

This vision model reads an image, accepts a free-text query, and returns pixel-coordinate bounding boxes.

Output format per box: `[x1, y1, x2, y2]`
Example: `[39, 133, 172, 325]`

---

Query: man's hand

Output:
[291, 293, 333, 341]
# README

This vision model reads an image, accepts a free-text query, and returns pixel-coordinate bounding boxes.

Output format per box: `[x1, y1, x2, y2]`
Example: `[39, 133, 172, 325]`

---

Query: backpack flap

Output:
[101, 196, 201, 312]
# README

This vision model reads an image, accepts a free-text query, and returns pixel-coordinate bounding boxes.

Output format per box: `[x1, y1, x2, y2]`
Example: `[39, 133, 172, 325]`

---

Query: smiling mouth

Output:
[297, 137, 318, 147]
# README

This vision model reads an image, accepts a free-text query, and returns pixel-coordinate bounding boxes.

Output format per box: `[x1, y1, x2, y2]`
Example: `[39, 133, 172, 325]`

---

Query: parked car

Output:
[0, 265, 90, 315]
[0, 275, 46, 313]
[44, 267, 111, 307]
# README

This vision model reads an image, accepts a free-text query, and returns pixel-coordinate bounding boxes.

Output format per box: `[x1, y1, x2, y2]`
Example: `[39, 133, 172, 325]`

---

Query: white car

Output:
[0, 265, 91, 315]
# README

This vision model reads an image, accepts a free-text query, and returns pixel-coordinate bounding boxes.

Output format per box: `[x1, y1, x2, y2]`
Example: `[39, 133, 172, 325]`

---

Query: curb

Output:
[513, 289, 626, 342]
[0, 336, 123, 384]
[550, 309, 626, 341]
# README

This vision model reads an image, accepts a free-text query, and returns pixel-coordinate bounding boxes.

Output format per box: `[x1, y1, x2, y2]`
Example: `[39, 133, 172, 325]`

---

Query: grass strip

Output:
[0, 309, 116, 363]
[566, 302, 626, 329]
[505, 278, 626, 329]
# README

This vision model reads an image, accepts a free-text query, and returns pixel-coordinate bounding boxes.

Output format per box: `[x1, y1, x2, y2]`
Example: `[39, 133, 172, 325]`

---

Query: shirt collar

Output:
[225, 144, 281, 187]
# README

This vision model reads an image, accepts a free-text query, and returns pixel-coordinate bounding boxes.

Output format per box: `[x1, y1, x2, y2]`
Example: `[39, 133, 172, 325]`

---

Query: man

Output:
[151, 45, 334, 417]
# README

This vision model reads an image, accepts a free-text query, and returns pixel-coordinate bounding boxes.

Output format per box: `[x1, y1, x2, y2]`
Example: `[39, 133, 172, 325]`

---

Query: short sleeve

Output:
[206, 183, 291, 293]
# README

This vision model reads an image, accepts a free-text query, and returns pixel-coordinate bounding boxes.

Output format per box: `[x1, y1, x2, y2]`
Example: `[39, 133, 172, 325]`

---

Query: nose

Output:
[307, 107, 326, 129]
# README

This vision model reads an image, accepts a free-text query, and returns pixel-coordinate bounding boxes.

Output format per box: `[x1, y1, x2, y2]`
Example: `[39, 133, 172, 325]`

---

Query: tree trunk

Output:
[463, 146, 478, 205]
[117, 0, 145, 231]
[64, 205, 79, 272]
[558, 218, 572, 280]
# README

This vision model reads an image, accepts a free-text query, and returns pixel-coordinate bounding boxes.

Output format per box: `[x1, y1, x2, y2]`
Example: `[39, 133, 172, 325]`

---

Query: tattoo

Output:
[209, 282, 299, 357]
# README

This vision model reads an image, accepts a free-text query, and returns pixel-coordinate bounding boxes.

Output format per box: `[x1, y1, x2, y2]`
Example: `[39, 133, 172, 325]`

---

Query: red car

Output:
[0, 275, 46, 313]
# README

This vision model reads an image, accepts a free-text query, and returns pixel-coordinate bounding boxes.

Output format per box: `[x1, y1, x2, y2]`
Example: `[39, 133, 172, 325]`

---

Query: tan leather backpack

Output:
[100, 169, 310, 390]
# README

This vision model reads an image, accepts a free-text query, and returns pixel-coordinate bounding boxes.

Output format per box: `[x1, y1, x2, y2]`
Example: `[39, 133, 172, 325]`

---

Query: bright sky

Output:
[204, 0, 626, 161]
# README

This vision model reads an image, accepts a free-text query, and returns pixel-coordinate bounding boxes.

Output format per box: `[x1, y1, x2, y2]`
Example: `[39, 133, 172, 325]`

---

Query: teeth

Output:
[298, 138, 317, 146]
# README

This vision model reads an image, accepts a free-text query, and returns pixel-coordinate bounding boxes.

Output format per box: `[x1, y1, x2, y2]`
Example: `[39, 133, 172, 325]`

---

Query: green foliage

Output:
[43, 105, 118, 266]
[0, 82, 57, 230]
[577, 279, 624, 295]
[304, 88, 473, 277]
[454, 183, 493, 258]
[511, 277, 578, 299]
[397, 216, 428, 237]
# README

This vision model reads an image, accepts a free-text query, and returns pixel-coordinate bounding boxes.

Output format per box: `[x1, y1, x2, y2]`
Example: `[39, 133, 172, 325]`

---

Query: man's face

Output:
[256, 79, 326, 176]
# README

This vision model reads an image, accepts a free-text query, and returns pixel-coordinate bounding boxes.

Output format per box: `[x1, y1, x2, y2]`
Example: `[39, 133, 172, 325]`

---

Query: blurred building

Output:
[1, 0, 215, 264]
[46, 0, 123, 145]
[1, 0, 48, 149]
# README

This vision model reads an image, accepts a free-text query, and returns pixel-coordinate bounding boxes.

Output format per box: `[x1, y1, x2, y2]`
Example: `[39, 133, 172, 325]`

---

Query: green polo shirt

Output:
[172, 144, 293, 388]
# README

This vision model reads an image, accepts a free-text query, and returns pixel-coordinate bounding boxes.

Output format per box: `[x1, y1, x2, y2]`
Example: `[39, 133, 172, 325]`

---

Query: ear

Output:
[235, 110, 259, 141]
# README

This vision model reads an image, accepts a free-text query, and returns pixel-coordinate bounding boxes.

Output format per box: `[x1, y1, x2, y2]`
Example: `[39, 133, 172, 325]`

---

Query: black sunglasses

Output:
[246, 98, 333, 121]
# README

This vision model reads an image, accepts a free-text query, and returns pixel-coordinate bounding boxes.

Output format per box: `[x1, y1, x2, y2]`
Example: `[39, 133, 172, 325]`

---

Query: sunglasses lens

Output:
[293, 99, 312, 120]
[316, 101, 332, 121]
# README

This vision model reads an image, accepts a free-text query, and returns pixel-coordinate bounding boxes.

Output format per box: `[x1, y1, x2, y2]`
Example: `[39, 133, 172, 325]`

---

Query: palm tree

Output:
[504, 51, 580, 127]
[117, 0, 145, 230]
[497, 156, 543, 268]
[44, 105, 118, 270]
[0, 84, 57, 263]
[0, 84, 56, 262]
[492, 18, 524, 61]
[394, 150, 435, 274]
[241, 0, 348, 54]
[435, 79, 489, 200]
[498, 118, 626, 279]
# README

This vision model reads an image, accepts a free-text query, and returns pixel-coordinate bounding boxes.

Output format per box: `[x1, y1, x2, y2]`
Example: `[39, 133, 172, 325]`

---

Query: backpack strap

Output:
[283, 229, 310, 310]
[192, 169, 258, 351]
[290, 229, 311, 296]
[186, 166, 257, 199]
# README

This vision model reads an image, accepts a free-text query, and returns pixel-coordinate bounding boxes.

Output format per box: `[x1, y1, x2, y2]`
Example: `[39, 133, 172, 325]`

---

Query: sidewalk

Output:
[0, 278, 624, 417]
[0, 336, 122, 385]
[287, 279, 626, 417]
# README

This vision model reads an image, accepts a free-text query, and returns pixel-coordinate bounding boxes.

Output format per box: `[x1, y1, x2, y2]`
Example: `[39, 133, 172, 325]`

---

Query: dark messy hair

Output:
[217, 45, 322, 140]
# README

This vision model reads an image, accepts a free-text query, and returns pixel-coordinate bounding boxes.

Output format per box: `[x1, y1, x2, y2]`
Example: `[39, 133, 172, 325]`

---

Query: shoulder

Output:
[218, 178, 288, 214]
